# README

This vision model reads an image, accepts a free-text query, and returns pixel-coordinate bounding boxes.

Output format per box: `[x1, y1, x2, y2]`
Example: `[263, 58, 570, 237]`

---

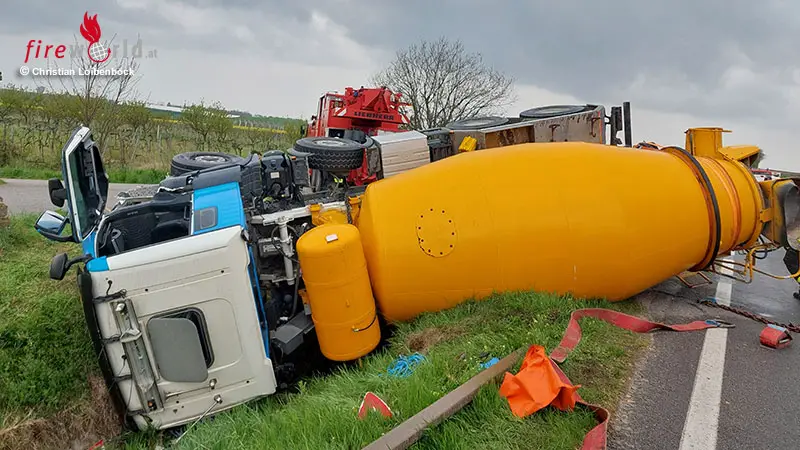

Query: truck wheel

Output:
[445, 116, 509, 130]
[519, 105, 591, 119]
[170, 151, 245, 176]
[293, 137, 365, 172]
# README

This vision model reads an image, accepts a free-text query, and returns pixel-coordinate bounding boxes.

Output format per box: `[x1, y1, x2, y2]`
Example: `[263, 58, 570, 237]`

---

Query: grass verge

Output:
[0, 214, 647, 450]
[156, 294, 645, 449]
[0, 214, 119, 450]
[0, 166, 165, 184]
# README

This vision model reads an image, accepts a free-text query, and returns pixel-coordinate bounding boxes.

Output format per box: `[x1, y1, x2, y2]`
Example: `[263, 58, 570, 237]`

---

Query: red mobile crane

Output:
[306, 86, 411, 185]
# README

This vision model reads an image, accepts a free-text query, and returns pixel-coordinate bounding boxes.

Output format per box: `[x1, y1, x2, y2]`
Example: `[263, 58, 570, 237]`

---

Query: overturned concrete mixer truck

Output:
[33, 103, 800, 432]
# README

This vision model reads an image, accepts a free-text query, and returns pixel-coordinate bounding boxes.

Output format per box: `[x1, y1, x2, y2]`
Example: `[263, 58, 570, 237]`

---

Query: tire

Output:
[170, 151, 245, 176]
[519, 105, 592, 119]
[784, 248, 799, 281]
[445, 116, 509, 130]
[293, 137, 365, 172]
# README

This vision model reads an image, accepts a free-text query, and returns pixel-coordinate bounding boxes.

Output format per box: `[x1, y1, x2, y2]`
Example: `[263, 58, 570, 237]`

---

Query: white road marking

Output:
[678, 259, 733, 450]
[678, 328, 728, 450]
[715, 280, 732, 307]
[714, 261, 734, 306]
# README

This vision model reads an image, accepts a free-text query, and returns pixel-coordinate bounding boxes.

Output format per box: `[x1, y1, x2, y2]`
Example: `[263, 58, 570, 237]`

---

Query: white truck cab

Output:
[35, 127, 320, 430]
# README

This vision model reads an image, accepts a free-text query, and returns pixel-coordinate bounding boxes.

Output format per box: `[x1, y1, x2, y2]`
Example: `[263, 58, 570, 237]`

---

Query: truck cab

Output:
[36, 127, 281, 430]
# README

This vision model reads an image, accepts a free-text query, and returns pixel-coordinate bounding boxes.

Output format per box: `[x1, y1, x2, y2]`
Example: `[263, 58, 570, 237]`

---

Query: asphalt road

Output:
[608, 249, 800, 450]
[0, 178, 147, 214]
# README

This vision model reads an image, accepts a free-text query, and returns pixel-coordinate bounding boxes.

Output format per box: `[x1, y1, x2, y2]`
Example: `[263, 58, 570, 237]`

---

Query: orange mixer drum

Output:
[356, 142, 761, 322]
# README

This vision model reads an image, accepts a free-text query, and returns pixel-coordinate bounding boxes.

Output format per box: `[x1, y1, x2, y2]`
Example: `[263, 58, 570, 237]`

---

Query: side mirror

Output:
[760, 178, 800, 250]
[35, 210, 74, 242]
[49, 252, 91, 280]
[48, 178, 67, 208]
[49, 253, 69, 280]
[608, 107, 623, 146]
[783, 182, 800, 251]
[622, 101, 632, 147]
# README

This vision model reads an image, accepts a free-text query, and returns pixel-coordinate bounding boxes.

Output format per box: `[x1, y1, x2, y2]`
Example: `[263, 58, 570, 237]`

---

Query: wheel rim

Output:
[193, 155, 228, 163]
[521, 105, 586, 118]
[461, 118, 497, 127]
[315, 139, 348, 147]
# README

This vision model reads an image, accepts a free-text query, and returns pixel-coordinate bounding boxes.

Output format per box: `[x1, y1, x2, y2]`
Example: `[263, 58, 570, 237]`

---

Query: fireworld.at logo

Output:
[23, 11, 156, 64]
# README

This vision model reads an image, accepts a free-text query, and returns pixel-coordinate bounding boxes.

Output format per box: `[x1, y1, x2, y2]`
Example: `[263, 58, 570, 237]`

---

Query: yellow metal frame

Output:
[711, 245, 800, 284]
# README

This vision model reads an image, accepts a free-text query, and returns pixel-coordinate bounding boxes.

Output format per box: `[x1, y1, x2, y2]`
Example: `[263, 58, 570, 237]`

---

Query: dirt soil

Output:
[405, 324, 467, 353]
[0, 196, 9, 227]
[0, 375, 121, 450]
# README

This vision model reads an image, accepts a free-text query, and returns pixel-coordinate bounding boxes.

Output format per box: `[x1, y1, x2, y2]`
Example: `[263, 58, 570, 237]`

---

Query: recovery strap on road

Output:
[501, 308, 733, 450]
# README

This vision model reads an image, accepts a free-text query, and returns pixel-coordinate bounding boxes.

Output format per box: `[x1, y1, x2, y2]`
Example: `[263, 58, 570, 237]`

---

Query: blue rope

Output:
[386, 353, 426, 378]
[480, 357, 500, 369]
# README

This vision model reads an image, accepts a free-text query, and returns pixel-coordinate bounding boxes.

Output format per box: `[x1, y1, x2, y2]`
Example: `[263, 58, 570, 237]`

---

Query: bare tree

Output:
[371, 37, 516, 129]
[116, 101, 152, 165]
[181, 101, 232, 150]
[0, 87, 42, 125]
[37, 34, 140, 152]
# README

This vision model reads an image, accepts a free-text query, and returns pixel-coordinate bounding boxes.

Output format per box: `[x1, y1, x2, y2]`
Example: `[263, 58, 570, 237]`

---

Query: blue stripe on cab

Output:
[192, 182, 246, 234]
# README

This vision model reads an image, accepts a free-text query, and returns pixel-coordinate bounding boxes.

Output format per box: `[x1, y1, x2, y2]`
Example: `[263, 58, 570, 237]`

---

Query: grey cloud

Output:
[310, 0, 800, 125]
[0, 1, 155, 33]
[3, 0, 800, 131]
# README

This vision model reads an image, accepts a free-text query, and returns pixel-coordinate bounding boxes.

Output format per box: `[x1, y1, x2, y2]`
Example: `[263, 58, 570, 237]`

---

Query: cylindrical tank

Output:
[357, 142, 763, 322]
[296, 223, 381, 361]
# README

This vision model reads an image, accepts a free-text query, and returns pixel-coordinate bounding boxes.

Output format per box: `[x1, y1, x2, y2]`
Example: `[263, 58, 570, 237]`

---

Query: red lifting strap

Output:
[505, 308, 732, 450]
[550, 308, 730, 363]
[554, 309, 731, 450]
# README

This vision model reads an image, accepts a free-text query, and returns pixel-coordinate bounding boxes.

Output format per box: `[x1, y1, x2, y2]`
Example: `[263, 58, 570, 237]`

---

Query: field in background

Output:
[0, 87, 307, 184]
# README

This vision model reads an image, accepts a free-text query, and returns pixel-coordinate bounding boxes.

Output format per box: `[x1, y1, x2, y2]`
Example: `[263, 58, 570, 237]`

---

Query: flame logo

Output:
[79, 12, 111, 63]
[79, 12, 102, 44]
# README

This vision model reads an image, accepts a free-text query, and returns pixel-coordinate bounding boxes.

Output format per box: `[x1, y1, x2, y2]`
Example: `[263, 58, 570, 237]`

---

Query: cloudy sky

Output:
[2, 0, 799, 170]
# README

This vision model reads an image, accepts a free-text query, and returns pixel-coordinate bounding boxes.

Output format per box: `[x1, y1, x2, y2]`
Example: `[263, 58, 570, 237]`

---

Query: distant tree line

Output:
[0, 86, 306, 172]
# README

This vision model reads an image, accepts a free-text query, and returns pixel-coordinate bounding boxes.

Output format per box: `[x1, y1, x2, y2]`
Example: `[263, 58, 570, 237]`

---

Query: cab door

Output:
[59, 126, 109, 247]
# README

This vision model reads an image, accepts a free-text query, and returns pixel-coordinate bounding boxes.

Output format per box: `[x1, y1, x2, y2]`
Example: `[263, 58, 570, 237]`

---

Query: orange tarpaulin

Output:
[499, 345, 579, 417]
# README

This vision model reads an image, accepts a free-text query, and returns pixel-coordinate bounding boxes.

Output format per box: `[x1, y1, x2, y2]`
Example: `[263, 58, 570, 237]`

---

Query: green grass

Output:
[0, 166, 165, 184]
[156, 292, 645, 450]
[0, 214, 122, 450]
[0, 214, 96, 417]
[105, 168, 166, 184]
[0, 214, 647, 450]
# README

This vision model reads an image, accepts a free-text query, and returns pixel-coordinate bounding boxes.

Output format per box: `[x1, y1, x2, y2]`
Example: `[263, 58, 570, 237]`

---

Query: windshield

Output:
[65, 145, 94, 239]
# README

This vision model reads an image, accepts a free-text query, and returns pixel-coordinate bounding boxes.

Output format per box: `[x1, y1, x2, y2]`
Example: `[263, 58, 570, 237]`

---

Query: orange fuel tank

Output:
[296, 223, 381, 360]
[357, 142, 763, 322]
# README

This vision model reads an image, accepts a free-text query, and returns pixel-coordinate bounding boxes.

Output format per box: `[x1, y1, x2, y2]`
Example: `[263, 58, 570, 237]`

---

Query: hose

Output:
[290, 266, 302, 317]
[753, 236, 773, 260]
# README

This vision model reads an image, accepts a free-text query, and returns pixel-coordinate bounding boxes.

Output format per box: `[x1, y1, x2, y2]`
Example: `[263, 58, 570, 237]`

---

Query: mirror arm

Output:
[37, 229, 76, 243]
[66, 254, 92, 270]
